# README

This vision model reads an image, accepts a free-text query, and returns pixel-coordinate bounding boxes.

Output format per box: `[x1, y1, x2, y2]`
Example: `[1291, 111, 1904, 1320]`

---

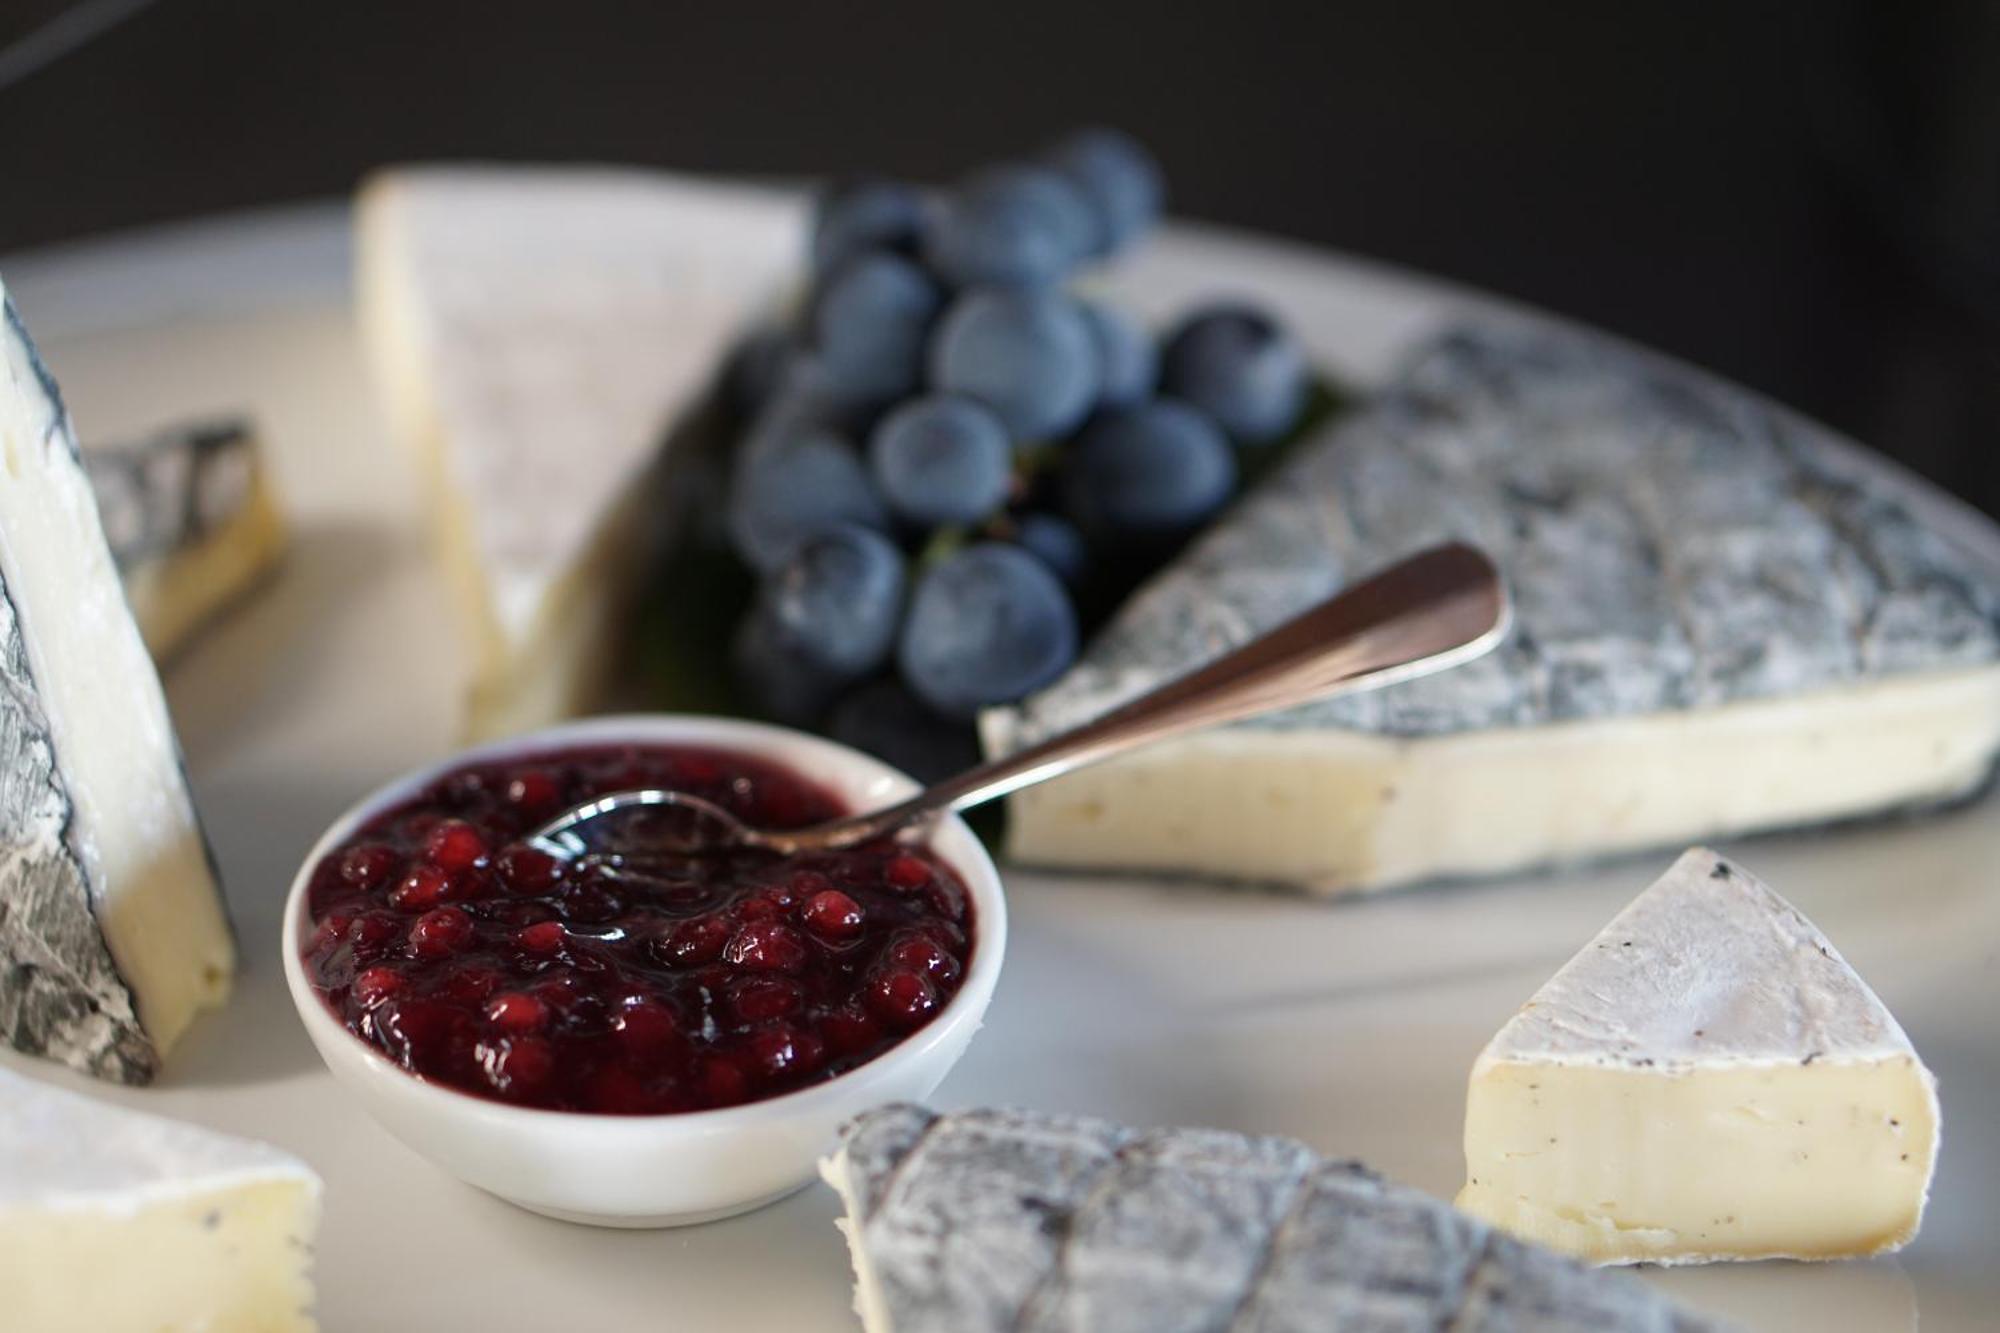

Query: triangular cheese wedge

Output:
[989, 325, 2000, 893]
[85, 418, 287, 660]
[1458, 847, 1940, 1265]
[0, 1065, 320, 1331]
[0, 277, 235, 1083]
[357, 165, 803, 739]
[825, 1104, 1726, 1332]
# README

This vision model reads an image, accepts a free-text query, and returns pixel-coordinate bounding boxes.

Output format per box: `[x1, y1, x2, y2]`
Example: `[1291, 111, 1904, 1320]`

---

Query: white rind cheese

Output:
[824, 1104, 1731, 1332]
[0, 1064, 320, 1331]
[989, 325, 2000, 892]
[0, 276, 235, 1083]
[356, 165, 803, 740]
[1457, 847, 1941, 1265]
[85, 419, 287, 659]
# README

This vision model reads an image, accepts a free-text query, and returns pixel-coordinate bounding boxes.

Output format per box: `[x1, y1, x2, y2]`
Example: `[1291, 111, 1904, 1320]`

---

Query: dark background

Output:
[3, 1, 1995, 516]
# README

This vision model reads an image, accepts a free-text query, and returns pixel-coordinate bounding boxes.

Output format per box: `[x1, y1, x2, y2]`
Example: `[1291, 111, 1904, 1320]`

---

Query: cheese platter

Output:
[1, 140, 1996, 1330]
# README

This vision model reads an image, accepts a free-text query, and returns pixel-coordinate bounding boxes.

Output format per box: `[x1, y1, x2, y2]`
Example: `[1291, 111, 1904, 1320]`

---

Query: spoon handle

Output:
[828, 541, 1509, 847]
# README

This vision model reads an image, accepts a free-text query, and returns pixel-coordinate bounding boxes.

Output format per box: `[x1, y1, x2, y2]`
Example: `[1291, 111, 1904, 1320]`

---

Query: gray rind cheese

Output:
[84, 419, 287, 659]
[823, 1104, 1729, 1333]
[0, 585, 156, 1082]
[0, 278, 235, 1083]
[988, 324, 2000, 891]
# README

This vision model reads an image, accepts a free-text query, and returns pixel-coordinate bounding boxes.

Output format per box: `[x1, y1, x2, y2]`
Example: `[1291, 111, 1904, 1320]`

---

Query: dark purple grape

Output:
[1159, 304, 1308, 444]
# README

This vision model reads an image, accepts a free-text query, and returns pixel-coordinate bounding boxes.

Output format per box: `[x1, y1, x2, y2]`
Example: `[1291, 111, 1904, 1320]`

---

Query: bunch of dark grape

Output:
[720, 128, 1311, 778]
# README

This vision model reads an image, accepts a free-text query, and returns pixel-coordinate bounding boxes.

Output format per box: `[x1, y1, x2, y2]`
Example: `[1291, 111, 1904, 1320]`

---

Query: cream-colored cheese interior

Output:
[0, 1178, 318, 1333]
[1, 292, 235, 1055]
[1456, 1057, 1939, 1265]
[1003, 665, 2000, 891]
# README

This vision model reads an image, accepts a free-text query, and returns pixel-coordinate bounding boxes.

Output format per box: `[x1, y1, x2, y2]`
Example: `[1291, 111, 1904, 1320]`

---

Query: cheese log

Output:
[0, 277, 235, 1084]
[85, 419, 287, 660]
[988, 324, 2000, 891]
[357, 165, 802, 740]
[1457, 847, 1940, 1265]
[823, 1104, 1731, 1332]
[0, 1064, 320, 1332]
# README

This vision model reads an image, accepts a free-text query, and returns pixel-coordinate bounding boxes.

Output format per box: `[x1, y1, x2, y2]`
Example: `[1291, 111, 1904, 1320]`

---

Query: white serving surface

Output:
[2, 202, 1994, 1331]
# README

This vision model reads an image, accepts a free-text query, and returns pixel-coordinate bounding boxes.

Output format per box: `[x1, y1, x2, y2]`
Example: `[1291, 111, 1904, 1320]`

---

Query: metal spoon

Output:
[529, 541, 1509, 861]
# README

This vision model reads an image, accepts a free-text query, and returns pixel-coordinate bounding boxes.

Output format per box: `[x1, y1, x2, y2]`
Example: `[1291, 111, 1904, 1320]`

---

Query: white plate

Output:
[3, 202, 1996, 1332]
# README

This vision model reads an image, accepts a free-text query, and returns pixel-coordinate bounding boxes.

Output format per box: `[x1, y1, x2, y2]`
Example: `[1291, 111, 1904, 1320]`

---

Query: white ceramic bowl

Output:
[282, 715, 1006, 1228]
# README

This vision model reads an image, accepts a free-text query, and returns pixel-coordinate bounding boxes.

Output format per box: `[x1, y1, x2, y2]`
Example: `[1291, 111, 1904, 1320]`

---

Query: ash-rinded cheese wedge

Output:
[1457, 848, 1940, 1265]
[357, 165, 803, 740]
[986, 324, 2000, 892]
[0, 277, 235, 1084]
[84, 418, 287, 660]
[823, 1104, 1731, 1332]
[0, 1064, 320, 1332]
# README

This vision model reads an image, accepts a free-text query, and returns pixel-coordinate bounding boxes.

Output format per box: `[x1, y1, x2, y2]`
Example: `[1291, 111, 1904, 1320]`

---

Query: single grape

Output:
[811, 179, 929, 273]
[1012, 511, 1090, 587]
[812, 251, 942, 403]
[1159, 304, 1308, 444]
[827, 678, 980, 784]
[1064, 398, 1237, 540]
[1043, 127, 1164, 255]
[1080, 302, 1157, 410]
[728, 428, 888, 572]
[929, 287, 1101, 442]
[868, 395, 1013, 528]
[897, 543, 1078, 719]
[759, 525, 907, 679]
[742, 352, 878, 459]
[733, 608, 846, 727]
[922, 164, 1096, 288]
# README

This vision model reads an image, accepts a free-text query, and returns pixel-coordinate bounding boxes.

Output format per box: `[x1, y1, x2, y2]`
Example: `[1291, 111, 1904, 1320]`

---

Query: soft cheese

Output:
[0, 1064, 320, 1332]
[1457, 848, 1940, 1265]
[824, 1104, 1729, 1332]
[357, 165, 803, 740]
[0, 277, 235, 1083]
[85, 418, 286, 659]
[988, 325, 2000, 891]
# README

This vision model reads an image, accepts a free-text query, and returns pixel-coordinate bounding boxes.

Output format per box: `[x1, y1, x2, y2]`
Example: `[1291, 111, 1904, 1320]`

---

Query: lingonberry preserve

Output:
[300, 744, 974, 1114]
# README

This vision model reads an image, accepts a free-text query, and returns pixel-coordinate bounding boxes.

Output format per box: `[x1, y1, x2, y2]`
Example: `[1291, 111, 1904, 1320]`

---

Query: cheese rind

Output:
[356, 165, 803, 739]
[0, 277, 235, 1083]
[824, 1104, 1731, 1332]
[0, 1065, 320, 1332]
[990, 324, 2000, 891]
[1457, 848, 1941, 1265]
[85, 419, 287, 659]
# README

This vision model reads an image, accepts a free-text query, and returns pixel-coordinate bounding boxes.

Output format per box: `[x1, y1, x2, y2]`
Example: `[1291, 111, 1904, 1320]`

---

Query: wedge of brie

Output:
[0, 276, 235, 1084]
[356, 165, 802, 740]
[1457, 847, 1940, 1265]
[989, 324, 2000, 891]
[825, 1104, 1729, 1331]
[0, 1064, 321, 1332]
[85, 418, 286, 660]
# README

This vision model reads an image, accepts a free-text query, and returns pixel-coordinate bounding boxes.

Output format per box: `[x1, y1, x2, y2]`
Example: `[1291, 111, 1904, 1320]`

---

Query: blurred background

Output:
[2, 0, 1994, 516]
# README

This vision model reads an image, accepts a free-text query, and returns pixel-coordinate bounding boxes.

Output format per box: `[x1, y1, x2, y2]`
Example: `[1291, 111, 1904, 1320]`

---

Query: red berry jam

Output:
[301, 744, 973, 1114]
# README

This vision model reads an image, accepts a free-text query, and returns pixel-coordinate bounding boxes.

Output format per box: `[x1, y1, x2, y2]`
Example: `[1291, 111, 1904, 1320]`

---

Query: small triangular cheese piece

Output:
[357, 165, 803, 739]
[824, 1104, 1729, 1332]
[85, 418, 287, 660]
[0, 277, 235, 1083]
[1458, 847, 1940, 1265]
[0, 1064, 320, 1331]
